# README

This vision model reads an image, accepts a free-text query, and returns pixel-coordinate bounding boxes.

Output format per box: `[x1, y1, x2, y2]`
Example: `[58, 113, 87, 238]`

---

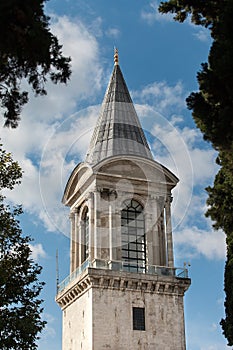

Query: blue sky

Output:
[1, 1, 230, 349]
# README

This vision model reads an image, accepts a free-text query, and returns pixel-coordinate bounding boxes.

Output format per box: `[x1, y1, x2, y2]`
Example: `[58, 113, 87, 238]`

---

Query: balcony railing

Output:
[57, 259, 189, 294]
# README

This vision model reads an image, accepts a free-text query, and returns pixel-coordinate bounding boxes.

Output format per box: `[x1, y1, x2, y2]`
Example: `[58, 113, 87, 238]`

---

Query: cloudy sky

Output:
[1, 1, 230, 349]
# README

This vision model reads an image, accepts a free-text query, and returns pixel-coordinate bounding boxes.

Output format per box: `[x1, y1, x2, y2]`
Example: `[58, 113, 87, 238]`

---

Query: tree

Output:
[0, 144, 46, 349]
[0, 1, 70, 346]
[0, 0, 71, 128]
[158, 2, 233, 151]
[159, 0, 233, 345]
[206, 151, 233, 344]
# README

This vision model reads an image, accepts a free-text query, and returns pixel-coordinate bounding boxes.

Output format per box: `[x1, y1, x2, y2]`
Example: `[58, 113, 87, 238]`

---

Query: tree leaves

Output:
[0, 144, 22, 190]
[159, 0, 221, 29]
[159, 0, 233, 345]
[205, 152, 233, 345]
[0, 144, 46, 349]
[0, 0, 71, 128]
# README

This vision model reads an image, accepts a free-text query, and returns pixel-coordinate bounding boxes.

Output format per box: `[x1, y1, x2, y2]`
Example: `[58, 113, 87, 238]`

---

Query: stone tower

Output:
[56, 49, 191, 350]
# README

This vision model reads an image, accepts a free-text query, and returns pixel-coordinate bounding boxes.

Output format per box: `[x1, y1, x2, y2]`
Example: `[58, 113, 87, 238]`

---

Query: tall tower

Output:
[56, 49, 191, 350]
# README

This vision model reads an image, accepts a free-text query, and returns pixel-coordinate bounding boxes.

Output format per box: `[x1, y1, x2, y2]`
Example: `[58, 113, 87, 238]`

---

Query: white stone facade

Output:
[57, 56, 191, 349]
[57, 268, 190, 350]
[57, 155, 191, 350]
[62, 156, 178, 274]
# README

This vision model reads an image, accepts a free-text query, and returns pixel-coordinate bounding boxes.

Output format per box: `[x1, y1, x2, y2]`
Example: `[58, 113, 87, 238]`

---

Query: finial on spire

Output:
[114, 47, 119, 65]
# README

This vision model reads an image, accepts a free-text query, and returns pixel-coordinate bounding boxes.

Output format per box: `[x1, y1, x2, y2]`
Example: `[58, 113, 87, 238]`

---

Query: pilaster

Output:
[157, 196, 166, 266]
[93, 189, 101, 260]
[88, 192, 95, 262]
[69, 212, 75, 274]
[165, 195, 174, 267]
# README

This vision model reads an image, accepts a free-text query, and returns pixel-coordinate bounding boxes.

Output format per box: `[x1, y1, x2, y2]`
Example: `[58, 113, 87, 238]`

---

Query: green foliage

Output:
[159, 0, 233, 152]
[0, 0, 71, 128]
[206, 152, 233, 345]
[159, 0, 233, 345]
[0, 144, 46, 349]
[206, 152, 233, 233]
[0, 145, 22, 190]
[221, 235, 233, 346]
[159, 0, 221, 29]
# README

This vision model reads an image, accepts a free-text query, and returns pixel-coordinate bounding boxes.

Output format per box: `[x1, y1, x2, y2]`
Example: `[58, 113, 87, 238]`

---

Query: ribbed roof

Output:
[85, 54, 153, 165]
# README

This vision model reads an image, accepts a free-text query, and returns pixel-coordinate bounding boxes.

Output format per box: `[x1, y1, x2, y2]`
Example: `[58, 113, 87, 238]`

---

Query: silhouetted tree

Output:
[0, 0, 71, 127]
[159, 0, 233, 344]
[0, 144, 46, 349]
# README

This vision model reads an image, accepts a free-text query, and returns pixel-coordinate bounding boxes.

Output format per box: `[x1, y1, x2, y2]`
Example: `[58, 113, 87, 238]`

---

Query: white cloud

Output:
[141, 1, 173, 24]
[133, 81, 186, 115]
[210, 323, 218, 332]
[187, 317, 231, 350]
[217, 298, 224, 306]
[194, 29, 210, 42]
[87, 16, 103, 37]
[200, 345, 230, 350]
[37, 312, 57, 346]
[29, 243, 47, 261]
[20, 15, 103, 123]
[106, 27, 120, 38]
[136, 102, 216, 231]
[2, 107, 99, 235]
[0, 16, 103, 235]
[0, 23, 221, 261]
[141, 2, 212, 43]
[174, 226, 226, 260]
[135, 80, 221, 260]
[38, 107, 99, 234]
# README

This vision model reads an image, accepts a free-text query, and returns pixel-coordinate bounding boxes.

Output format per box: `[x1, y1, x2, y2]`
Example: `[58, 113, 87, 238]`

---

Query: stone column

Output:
[165, 196, 174, 267]
[109, 203, 113, 261]
[144, 205, 153, 267]
[93, 189, 101, 260]
[150, 196, 160, 266]
[88, 192, 94, 262]
[114, 209, 122, 261]
[74, 209, 79, 269]
[99, 190, 110, 260]
[109, 190, 118, 261]
[69, 211, 75, 274]
[78, 220, 83, 266]
[158, 196, 166, 266]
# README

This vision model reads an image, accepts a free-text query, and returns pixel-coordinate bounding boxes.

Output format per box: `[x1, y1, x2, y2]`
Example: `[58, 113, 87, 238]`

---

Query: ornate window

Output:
[82, 209, 89, 262]
[121, 199, 146, 272]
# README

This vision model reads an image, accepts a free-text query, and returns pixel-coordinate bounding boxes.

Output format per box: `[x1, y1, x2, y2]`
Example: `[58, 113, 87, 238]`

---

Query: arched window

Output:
[121, 199, 146, 273]
[82, 209, 89, 263]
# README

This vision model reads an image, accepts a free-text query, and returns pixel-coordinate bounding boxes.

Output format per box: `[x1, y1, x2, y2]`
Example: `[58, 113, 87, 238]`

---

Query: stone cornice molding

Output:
[56, 268, 190, 310]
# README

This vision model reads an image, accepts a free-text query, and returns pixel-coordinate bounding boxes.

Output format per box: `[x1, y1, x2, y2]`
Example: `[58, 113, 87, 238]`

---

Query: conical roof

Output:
[85, 50, 153, 165]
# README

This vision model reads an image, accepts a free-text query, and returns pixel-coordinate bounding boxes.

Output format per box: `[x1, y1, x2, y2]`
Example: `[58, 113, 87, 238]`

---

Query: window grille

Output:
[121, 199, 146, 273]
[133, 307, 145, 331]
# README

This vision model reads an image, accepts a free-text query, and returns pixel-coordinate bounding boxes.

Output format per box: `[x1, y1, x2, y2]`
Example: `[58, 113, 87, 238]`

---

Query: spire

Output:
[114, 47, 119, 65]
[86, 50, 153, 165]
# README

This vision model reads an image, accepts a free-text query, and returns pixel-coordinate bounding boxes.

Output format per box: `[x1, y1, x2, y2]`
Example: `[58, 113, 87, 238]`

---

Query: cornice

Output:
[56, 268, 191, 310]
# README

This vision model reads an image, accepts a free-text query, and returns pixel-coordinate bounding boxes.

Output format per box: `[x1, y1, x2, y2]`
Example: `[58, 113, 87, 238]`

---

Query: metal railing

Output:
[57, 259, 90, 294]
[57, 259, 189, 294]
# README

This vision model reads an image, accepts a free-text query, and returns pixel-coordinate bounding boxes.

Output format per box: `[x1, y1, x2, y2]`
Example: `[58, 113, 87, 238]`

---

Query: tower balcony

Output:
[57, 258, 189, 295]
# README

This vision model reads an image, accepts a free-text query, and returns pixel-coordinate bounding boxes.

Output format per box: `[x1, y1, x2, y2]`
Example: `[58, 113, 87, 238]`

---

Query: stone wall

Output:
[58, 268, 190, 350]
[62, 289, 93, 350]
[92, 286, 186, 350]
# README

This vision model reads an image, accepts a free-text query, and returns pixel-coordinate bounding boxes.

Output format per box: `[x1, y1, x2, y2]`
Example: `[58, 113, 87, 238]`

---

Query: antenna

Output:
[56, 249, 59, 294]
